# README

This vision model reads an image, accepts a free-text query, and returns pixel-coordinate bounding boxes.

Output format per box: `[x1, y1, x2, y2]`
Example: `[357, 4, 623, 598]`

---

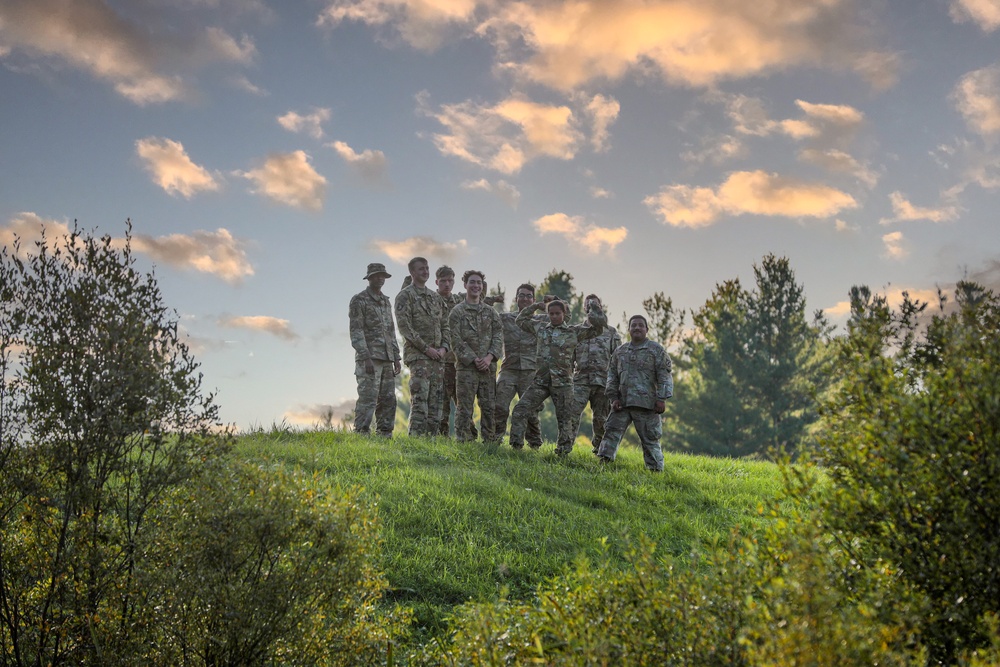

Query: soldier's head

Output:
[462, 270, 485, 300]
[515, 283, 535, 311]
[584, 294, 602, 313]
[628, 315, 649, 343]
[435, 265, 455, 296]
[407, 256, 430, 287]
[547, 299, 567, 327]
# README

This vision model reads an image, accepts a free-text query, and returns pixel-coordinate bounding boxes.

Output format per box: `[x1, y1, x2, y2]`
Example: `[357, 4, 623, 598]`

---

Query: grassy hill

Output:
[236, 429, 785, 640]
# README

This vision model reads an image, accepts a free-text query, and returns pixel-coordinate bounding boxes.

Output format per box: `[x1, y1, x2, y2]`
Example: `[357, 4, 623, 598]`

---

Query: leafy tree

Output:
[813, 281, 1000, 663]
[641, 291, 686, 350]
[669, 255, 830, 457]
[0, 222, 227, 664]
[537, 268, 583, 322]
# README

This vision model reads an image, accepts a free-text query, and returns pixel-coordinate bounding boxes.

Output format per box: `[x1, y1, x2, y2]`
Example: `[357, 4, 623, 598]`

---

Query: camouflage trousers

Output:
[596, 407, 664, 471]
[509, 382, 575, 453]
[406, 358, 445, 437]
[494, 368, 542, 448]
[441, 362, 477, 438]
[570, 383, 610, 452]
[353, 359, 397, 437]
[455, 366, 498, 443]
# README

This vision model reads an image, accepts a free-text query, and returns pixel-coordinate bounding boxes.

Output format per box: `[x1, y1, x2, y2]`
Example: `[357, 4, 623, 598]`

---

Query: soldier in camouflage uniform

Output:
[509, 297, 607, 455]
[436, 265, 466, 437]
[494, 283, 546, 448]
[596, 315, 673, 472]
[570, 294, 623, 452]
[395, 256, 451, 437]
[349, 262, 402, 437]
[449, 270, 503, 442]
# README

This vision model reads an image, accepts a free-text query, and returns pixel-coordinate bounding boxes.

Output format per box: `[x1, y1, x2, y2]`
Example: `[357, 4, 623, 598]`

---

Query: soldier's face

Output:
[548, 306, 565, 327]
[410, 260, 430, 286]
[369, 275, 386, 290]
[465, 274, 484, 299]
[436, 275, 455, 295]
[585, 298, 600, 312]
[516, 289, 534, 311]
[629, 318, 648, 343]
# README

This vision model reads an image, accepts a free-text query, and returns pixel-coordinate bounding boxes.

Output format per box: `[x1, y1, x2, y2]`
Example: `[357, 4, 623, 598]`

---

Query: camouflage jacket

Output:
[349, 286, 400, 364]
[516, 303, 607, 387]
[449, 301, 503, 370]
[573, 325, 623, 386]
[438, 292, 465, 363]
[394, 284, 450, 364]
[498, 310, 546, 372]
[606, 339, 673, 410]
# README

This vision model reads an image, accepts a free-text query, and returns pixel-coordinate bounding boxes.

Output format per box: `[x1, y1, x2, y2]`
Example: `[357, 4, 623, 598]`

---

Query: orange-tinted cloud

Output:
[880, 192, 959, 224]
[950, 0, 1000, 32]
[371, 236, 469, 264]
[952, 64, 1000, 136]
[645, 170, 858, 228]
[218, 315, 299, 340]
[532, 213, 627, 253]
[131, 228, 254, 284]
[240, 151, 327, 211]
[135, 137, 221, 198]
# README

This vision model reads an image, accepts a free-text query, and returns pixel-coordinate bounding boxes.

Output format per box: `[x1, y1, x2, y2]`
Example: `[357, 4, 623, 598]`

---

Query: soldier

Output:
[596, 314, 673, 472]
[570, 294, 622, 453]
[449, 270, 503, 442]
[494, 283, 546, 448]
[394, 256, 451, 437]
[508, 297, 606, 456]
[349, 262, 402, 437]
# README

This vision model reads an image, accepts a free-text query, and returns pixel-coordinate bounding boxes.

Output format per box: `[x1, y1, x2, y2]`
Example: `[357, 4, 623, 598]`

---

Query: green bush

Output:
[814, 282, 1000, 662]
[133, 458, 410, 665]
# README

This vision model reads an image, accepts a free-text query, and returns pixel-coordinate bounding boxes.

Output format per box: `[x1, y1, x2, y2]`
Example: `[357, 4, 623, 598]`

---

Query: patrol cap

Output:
[364, 262, 392, 279]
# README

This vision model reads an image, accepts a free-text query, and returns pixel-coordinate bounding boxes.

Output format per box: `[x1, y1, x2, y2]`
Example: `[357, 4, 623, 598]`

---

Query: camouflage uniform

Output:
[571, 326, 623, 451]
[449, 300, 503, 442]
[438, 291, 466, 436]
[597, 339, 673, 471]
[395, 284, 451, 437]
[494, 310, 546, 448]
[509, 303, 607, 454]
[349, 285, 401, 437]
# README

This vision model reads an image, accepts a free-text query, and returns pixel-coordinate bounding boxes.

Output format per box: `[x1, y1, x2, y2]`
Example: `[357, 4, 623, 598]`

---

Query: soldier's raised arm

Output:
[574, 303, 607, 342]
[515, 301, 546, 334]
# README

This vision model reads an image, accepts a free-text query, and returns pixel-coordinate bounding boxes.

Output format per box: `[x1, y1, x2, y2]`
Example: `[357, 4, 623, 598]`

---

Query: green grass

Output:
[236, 429, 784, 640]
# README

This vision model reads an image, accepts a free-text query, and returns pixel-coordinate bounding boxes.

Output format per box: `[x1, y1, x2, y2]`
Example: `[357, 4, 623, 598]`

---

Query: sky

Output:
[2, 0, 1000, 431]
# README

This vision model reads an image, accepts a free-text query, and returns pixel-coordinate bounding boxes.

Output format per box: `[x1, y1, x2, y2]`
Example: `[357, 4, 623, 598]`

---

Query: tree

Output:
[814, 281, 1000, 663]
[0, 222, 226, 664]
[537, 268, 583, 322]
[669, 255, 830, 457]
[641, 291, 686, 350]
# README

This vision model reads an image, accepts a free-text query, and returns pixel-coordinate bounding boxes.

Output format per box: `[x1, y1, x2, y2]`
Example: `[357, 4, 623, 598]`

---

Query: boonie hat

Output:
[364, 262, 392, 280]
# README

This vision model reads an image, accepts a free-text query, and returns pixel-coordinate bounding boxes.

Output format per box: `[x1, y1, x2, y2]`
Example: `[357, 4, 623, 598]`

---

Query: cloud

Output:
[239, 151, 327, 211]
[135, 137, 221, 198]
[461, 178, 521, 208]
[284, 399, 356, 427]
[480, 0, 895, 91]
[532, 213, 628, 253]
[824, 286, 943, 317]
[880, 192, 959, 224]
[834, 218, 859, 233]
[682, 134, 746, 165]
[317, 0, 479, 50]
[131, 228, 254, 284]
[277, 108, 332, 139]
[218, 315, 299, 340]
[882, 231, 908, 260]
[725, 95, 864, 146]
[799, 148, 879, 187]
[329, 140, 388, 181]
[0, 214, 253, 284]
[952, 64, 1000, 136]
[583, 93, 620, 152]
[419, 91, 583, 173]
[230, 74, 268, 96]
[0, 212, 72, 257]
[0, 0, 255, 104]
[370, 236, 469, 264]
[589, 185, 613, 199]
[644, 170, 858, 228]
[950, 0, 1000, 31]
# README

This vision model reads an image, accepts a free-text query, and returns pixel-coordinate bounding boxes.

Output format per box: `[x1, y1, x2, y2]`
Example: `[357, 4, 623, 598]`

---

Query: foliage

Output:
[536, 268, 584, 322]
[813, 281, 1000, 663]
[641, 291, 686, 350]
[669, 255, 831, 457]
[134, 458, 409, 665]
[0, 222, 226, 665]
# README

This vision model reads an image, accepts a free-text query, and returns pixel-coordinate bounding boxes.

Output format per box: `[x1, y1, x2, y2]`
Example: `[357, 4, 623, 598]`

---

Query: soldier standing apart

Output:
[395, 256, 451, 437]
[494, 283, 546, 448]
[508, 297, 606, 456]
[570, 294, 622, 453]
[449, 270, 503, 442]
[596, 315, 673, 472]
[349, 263, 402, 437]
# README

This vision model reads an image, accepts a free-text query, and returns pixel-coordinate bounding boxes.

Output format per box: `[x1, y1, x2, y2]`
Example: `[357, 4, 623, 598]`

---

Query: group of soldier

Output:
[348, 257, 674, 471]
